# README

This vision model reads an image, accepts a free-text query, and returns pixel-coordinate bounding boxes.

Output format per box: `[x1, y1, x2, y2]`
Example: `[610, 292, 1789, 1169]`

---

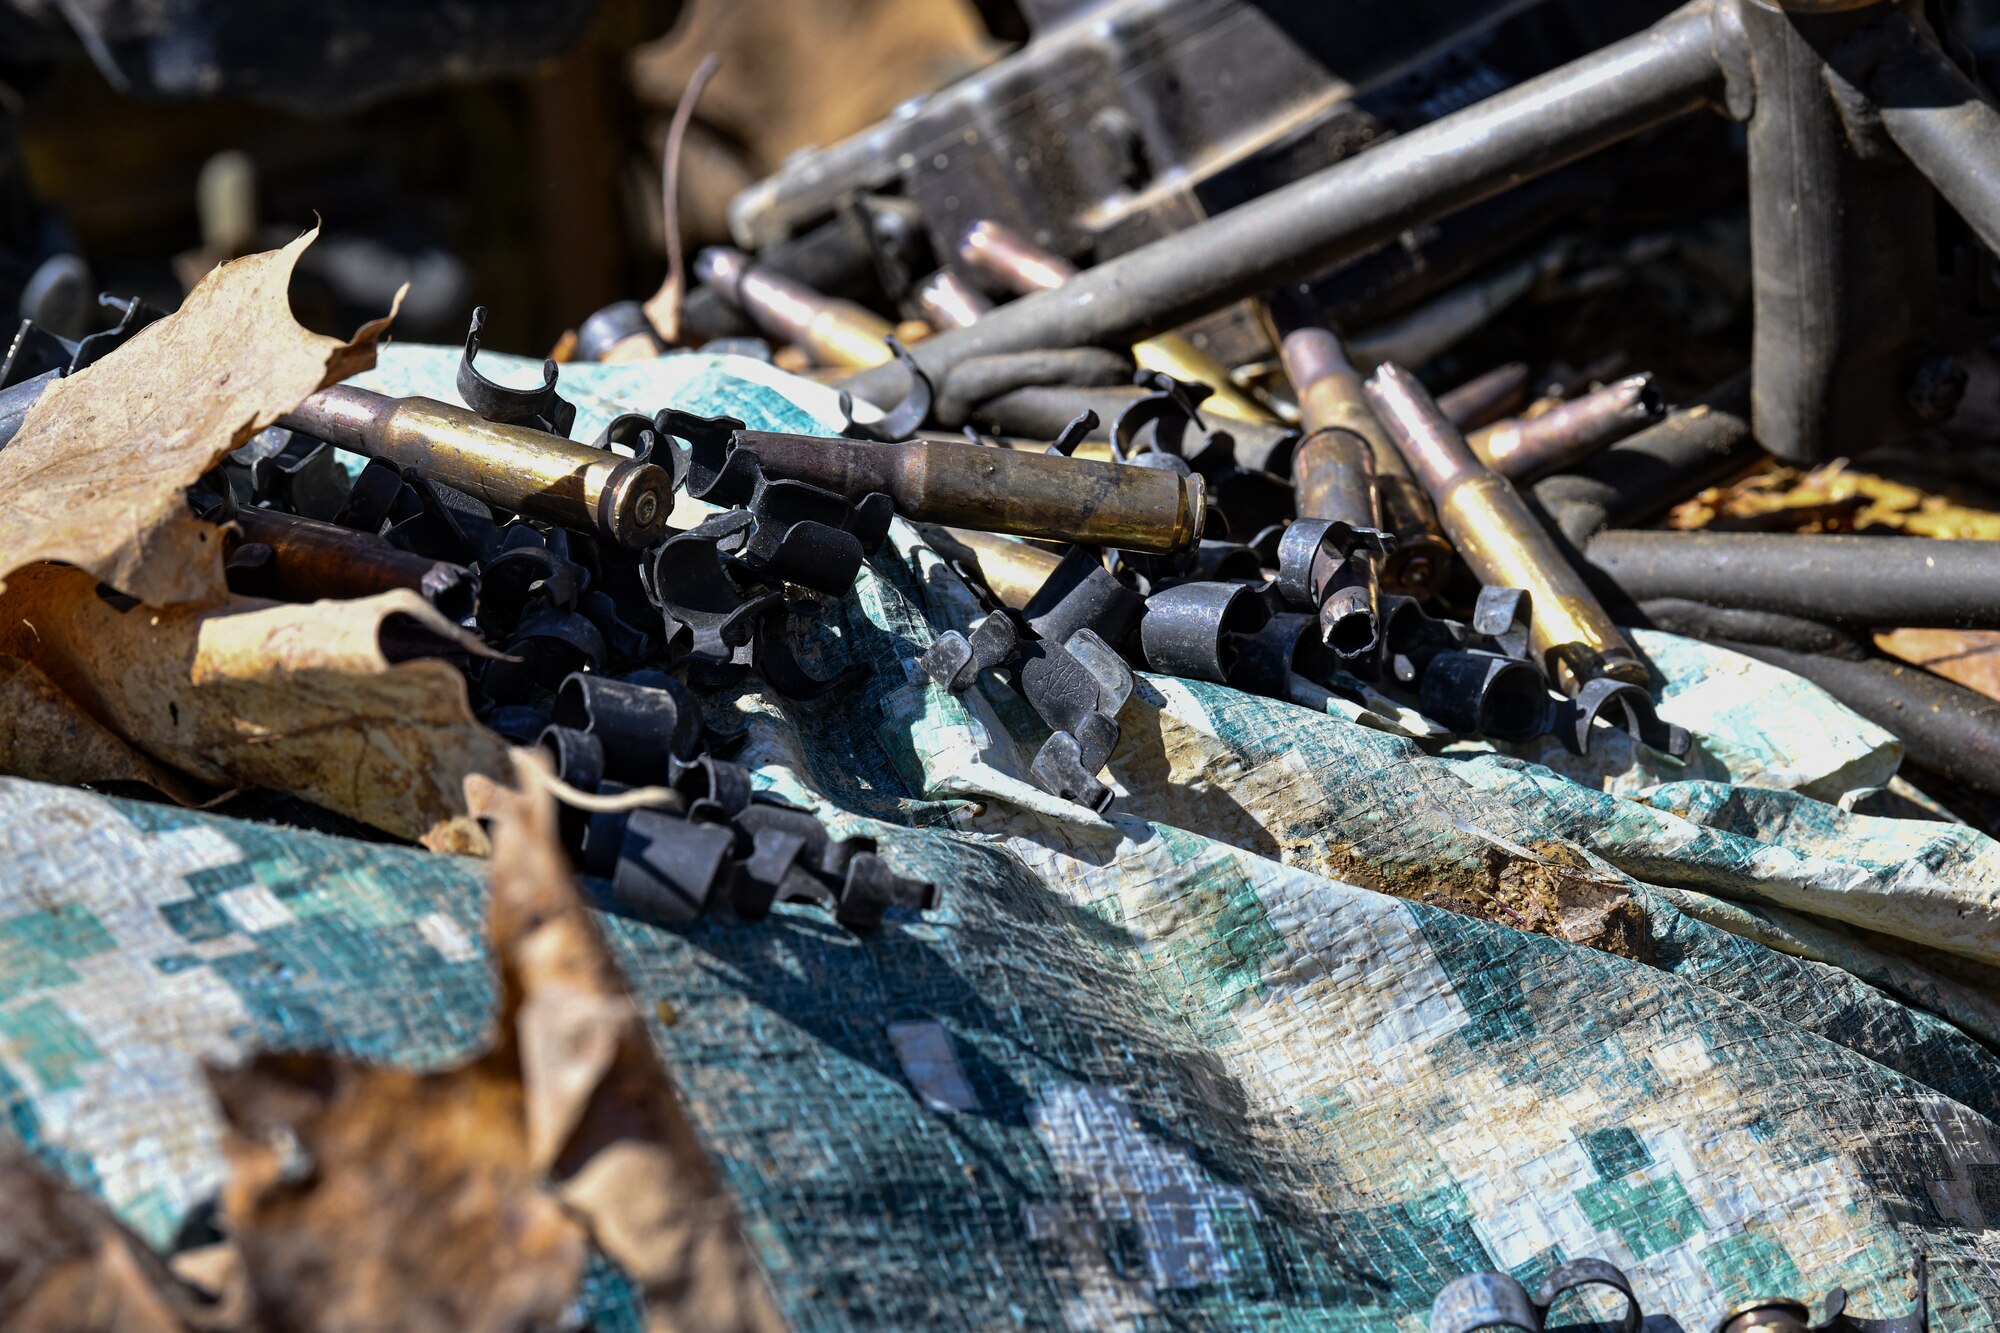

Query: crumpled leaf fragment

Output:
[202, 754, 786, 1333]
[208, 1051, 589, 1333]
[0, 227, 394, 608]
[0, 1140, 216, 1333]
[0, 563, 507, 846]
[486, 757, 789, 1333]
[0, 655, 205, 803]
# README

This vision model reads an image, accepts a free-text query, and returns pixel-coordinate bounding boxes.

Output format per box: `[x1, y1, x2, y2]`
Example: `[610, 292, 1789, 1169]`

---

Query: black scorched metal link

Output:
[456, 305, 577, 437]
[539, 733, 940, 933]
[919, 545, 1143, 813]
[1138, 580, 1331, 701]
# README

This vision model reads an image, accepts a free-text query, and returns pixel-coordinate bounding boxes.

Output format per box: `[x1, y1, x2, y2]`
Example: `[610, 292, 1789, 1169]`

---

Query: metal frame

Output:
[846, 0, 2000, 466]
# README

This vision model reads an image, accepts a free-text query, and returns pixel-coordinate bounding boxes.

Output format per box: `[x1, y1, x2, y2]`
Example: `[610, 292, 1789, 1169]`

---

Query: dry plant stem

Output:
[645, 53, 723, 345]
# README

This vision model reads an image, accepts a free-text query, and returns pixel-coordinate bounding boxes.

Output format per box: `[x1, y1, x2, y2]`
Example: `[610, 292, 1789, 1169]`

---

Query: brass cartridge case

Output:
[732, 430, 1204, 555]
[1280, 326, 1455, 598]
[282, 386, 673, 550]
[1364, 362, 1646, 693]
[696, 246, 896, 368]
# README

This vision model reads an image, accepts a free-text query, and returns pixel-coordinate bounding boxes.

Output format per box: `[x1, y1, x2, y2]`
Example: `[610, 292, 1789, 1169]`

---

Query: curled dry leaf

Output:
[487, 755, 789, 1333]
[0, 227, 395, 609]
[0, 655, 205, 803]
[0, 563, 508, 846]
[198, 754, 784, 1333]
[0, 1140, 215, 1333]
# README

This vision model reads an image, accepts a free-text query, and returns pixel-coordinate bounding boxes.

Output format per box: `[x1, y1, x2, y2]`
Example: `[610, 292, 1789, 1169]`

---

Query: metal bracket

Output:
[457, 305, 577, 437]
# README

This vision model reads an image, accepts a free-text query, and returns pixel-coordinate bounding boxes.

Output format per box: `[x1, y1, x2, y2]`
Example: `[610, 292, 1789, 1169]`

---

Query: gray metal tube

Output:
[1584, 531, 2000, 629]
[1741, 0, 1934, 464]
[1872, 16, 2000, 258]
[844, 2, 1726, 407]
[1720, 641, 2000, 800]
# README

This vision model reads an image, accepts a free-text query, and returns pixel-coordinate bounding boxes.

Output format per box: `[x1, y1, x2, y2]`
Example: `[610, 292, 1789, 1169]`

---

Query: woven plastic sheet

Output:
[1, 350, 1995, 1331]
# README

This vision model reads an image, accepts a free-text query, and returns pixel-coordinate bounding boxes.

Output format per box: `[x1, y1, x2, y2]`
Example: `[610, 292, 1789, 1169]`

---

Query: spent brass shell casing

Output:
[281, 386, 674, 550]
[928, 526, 1064, 609]
[231, 506, 475, 618]
[1291, 428, 1379, 530]
[732, 430, 1204, 554]
[1435, 361, 1532, 429]
[1279, 326, 1455, 598]
[959, 219, 1277, 426]
[1363, 362, 1647, 694]
[695, 246, 896, 368]
[1467, 374, 1665, 481]
[913, 269, 994, 331]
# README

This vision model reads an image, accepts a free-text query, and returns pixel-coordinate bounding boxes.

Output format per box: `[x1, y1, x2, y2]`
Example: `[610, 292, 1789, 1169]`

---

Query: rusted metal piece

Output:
[694, 245, 896, 368]
[1280, 325, 1455, 599]
[725, 429, 1205, 554]
[957, 218, 1277, 426]
[1365, 362, 1646, 694]
[1467, 374, 1665, 480]
[228, 505, 474, 618]
[281, 386, 674, 550]
[913, 269, 993, 331]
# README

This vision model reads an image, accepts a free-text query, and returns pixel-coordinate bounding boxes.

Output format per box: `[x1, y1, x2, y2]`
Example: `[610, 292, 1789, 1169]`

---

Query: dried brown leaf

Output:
[488, 756, 790, 1333]
[0, 1140, 214, 1333]
[0, 655, 207, 803]
[0, 564, 508, 845]
[1875, 628, 2000, 703]
[0, 228, 395, 608]
[209, 1052, 589, 1333]
[199, 757, 784, 1332]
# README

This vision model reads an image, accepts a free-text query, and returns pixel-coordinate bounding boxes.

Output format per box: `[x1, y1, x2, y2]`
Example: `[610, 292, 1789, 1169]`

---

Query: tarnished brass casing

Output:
[734, 431, 1204, 554]
[1467, 375, 1663, 481]
[1282, 327, 1456, 597]
[959, 219, 1276, 425]
[1712, 1297, 1812, 1333]
[927, 527, 1064, 609]
[1365, 363, 1646, 694]
[282, 386, 673, 550]
[697, 246, 896, 368]
[1291, 427, 1378, 528]
[231, 506, 473, 613]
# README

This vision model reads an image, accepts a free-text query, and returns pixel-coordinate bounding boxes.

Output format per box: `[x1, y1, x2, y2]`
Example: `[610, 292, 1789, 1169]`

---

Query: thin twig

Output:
[643, 52, 722, 345]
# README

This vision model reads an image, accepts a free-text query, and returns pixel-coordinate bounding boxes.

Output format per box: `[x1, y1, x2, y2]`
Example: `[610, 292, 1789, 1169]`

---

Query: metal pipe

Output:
[957, 219, 1278, 426]
[913, 269, 993, 331]
[1365, 362, 1646, 693]
[1280, 325, 1455, 597]
[729, 430, 1204, 554]
[1719, 640, 2000, 799]
[280, 386, 674, 551]
[1634, 598, 1866, 657]
[1468, 374, 1665, 480]
[1870, 14, 2000, 258]
[1740, 0, 1934, 463]
[1582, 531, 2000, 630]
[230, 506, 475, 619]
[695, 246, 896, 368]
[846, 4, 1725, 407]
[1531, 373, 1755, 545]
